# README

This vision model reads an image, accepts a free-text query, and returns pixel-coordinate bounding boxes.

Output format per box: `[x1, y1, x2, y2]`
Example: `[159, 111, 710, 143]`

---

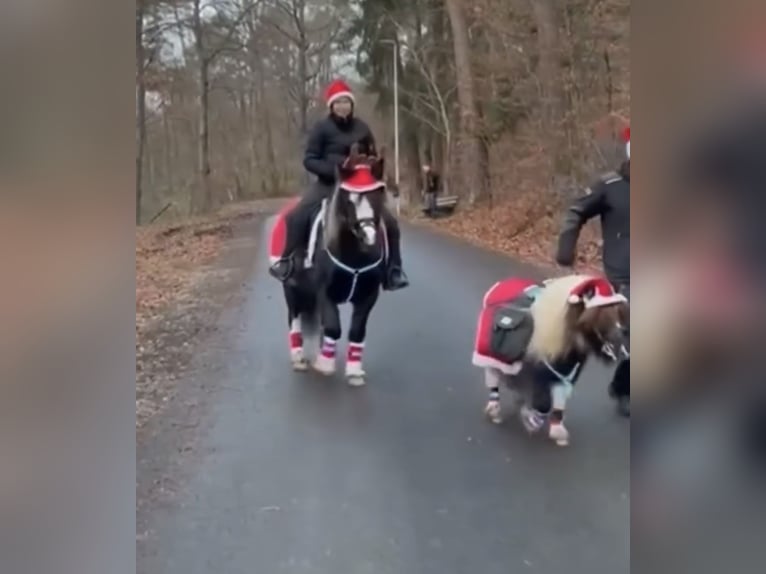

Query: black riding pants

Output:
[610, 279, 630, 398]
[282, 181, 403, 268]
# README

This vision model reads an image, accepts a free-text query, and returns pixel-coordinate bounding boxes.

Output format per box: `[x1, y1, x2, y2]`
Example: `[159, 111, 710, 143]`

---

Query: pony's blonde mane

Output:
[527, 274, 593, 361]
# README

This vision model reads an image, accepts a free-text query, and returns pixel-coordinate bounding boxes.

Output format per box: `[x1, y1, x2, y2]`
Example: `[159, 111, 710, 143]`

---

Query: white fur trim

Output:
[327, 91, 354, 107]
[585, 293, 627, 308]
[626, 140, 630, 159]
[472, 351, 523, 375]
[483, 281, 501, 307]
[340, 181, 385, 193]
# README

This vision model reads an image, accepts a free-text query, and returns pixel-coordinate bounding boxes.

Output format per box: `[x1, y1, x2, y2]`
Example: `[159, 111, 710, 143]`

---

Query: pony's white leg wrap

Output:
[345, 342, 365, 378]
[313, 336, 337, 375]
[549, 383, 573, 446]
[484, 368, 503, 423]
[289, 318, 303, 357]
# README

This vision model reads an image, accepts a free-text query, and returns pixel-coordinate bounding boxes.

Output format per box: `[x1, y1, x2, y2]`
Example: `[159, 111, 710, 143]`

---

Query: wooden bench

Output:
[422, 195, 459, 218]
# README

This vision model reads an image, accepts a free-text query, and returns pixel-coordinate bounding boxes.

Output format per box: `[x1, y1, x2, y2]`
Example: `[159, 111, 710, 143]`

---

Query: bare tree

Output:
[136, 0, 148, 224]
[443, 0, 488, 204]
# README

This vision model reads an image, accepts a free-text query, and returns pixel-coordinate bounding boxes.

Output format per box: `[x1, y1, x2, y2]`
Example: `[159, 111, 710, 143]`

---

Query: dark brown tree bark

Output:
[136, 0, 146, 224]
[530, 0, 568, 186]
[443, 0, 488, 204]
[192, 0, 212, 213]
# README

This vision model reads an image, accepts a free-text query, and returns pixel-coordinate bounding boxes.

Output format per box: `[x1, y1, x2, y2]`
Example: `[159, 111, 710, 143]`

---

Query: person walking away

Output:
[269, 79, 409, 291]
[556, 126, 631, 417]
[422, 164, 440, 217]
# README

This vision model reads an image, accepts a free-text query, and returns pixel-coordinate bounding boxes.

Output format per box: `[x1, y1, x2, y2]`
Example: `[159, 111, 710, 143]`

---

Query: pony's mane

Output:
[323, 183, 344, 249]
[527, 274, 593, 361]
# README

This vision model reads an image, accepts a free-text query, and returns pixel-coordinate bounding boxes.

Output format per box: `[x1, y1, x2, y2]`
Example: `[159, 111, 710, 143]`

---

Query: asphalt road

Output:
[138, 219, 629, 574]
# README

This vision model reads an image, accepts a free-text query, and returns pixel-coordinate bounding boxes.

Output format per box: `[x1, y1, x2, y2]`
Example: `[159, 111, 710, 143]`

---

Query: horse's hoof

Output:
[292, 358, 309, 371]
[347, 375, 366, 387]
[549, 423, 570, 446]
[484, 401, 503, 424]
[312, 355, 336, 376]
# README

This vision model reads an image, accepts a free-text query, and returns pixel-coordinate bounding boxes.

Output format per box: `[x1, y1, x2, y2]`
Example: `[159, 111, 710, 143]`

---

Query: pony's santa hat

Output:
[567, 276, 627, 308]
[339, 165, 384, 193]
[622, 126, 630, 159]
[325, 79, 355, 108]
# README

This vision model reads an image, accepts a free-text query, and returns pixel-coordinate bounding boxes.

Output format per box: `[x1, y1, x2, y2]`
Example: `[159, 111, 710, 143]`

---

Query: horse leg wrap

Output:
[548, 408, 569, 446]
[313, 336, 337, 375]
[345, 342, 365, 378]
[289, 319, 307, 370]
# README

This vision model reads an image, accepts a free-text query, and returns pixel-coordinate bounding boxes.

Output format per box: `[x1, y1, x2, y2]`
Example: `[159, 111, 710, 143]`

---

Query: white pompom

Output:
[568, 294, 581, 304]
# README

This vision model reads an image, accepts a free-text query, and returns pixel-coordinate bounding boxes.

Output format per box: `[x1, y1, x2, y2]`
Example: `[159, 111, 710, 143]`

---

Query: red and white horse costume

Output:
[472, 274, 627, 446]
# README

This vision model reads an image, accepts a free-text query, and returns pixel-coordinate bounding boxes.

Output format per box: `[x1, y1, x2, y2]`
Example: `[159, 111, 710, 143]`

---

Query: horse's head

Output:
[326, 144, 387, 253]
[566, 277, 629, 363]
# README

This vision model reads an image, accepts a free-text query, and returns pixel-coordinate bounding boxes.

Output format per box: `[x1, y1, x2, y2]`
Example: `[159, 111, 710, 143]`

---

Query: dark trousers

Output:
[282, 181, 403, 267]
[424, 192, 437, 217]
[610, 280, 630, 398]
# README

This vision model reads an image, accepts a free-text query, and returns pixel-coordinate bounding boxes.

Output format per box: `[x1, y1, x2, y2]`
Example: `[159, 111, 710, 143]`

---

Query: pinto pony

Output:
[472, 274, 629, 446]
[270, 146, 389, 386]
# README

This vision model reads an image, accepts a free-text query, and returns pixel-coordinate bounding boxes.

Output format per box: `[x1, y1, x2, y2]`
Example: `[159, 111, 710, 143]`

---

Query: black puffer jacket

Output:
[556, 164, 630, 284]
[303, 114, 376, 185]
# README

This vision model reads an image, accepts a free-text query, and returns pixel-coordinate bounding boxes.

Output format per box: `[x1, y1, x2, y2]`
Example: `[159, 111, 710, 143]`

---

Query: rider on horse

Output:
[556, 125, 631, 417]
[269, 79, 409, 291]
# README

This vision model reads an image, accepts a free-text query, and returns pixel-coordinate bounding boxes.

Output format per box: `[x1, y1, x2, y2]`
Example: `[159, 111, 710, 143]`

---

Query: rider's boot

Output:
[269, 255, 294, 282]
[269, 209, 306, 285]
[382, 214, 409, 291]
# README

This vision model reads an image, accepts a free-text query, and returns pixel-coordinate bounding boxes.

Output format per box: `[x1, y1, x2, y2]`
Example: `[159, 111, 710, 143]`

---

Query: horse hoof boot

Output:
[347, 375, 366, 387]
[312, 355, 336, 376]
[485, 400, 503, 424]
[345, 363, 366, 386]
[292, 357, 309, 371]
[549, 422, 570, 446]
[520, 405, 546, 434]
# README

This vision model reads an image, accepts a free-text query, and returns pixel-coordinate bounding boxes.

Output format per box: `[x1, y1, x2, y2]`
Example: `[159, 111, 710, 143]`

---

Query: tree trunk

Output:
[135, 0, 146, 225]
[530, 0, 568, 187]
[443, 0, 487, 204]
[192, 0, 212, 213]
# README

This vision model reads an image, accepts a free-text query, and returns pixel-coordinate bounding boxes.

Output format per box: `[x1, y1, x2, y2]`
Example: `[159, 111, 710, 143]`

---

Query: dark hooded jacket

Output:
[303, 114, 376, 186]
[556, 163, 630, 284]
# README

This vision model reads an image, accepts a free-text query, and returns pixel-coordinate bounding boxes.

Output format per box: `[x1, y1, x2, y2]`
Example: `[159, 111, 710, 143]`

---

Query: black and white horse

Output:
[272, 152, 389, 386]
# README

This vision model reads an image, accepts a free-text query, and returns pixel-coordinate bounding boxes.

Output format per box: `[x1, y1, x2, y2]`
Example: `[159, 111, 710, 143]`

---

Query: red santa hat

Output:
[622, 126, 630, 159]
[339, 165, 384, 194]
[568, 277, 627, 308]
[325, 79, 355, 108]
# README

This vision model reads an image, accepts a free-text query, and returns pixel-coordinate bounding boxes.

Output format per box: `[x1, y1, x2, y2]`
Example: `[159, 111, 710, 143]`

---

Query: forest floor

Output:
[404, 191, 602, 275]
[135, 199, 284, 432]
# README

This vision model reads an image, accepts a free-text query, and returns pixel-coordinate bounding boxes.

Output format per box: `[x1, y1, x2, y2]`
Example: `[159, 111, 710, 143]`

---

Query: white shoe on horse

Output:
[484, 400, 503, 424]
[548, 421, 570, 447]
[290, 348, 309, 371]
[345, 361, 366, 387]
[313, 354, 336, 376]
